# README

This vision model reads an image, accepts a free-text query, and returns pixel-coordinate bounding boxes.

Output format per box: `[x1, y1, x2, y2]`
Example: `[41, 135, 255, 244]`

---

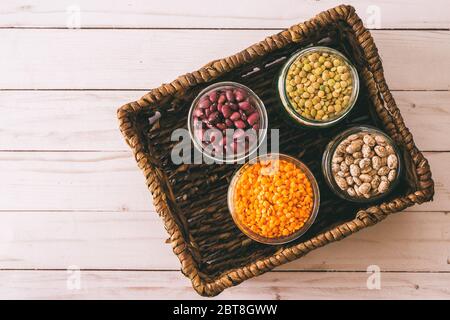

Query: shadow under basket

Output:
[117, 5, 434, 297]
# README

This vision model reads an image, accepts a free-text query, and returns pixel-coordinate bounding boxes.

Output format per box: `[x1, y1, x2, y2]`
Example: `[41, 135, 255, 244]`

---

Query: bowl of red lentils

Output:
[277, 46, 359, 127]
[227, 153, 320, 244]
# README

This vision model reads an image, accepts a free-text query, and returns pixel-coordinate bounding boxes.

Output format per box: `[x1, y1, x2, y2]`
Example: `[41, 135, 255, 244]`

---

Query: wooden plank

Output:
[0, 211, 448, 271]
[0, 91, 135, 151]
[0, 270, 448, 299]
[0, 91, 448, 151]
[393, 91, 450, 152]
[0, 212, 179, 270]
[0, 152, 446, 211]
[0, 30, 448, 90]
[1, 0, 449, 29]
[0, 152, 153, 212]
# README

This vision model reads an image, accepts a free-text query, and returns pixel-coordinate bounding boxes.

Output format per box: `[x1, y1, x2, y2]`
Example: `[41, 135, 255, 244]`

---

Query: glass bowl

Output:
[322, 125, 402, 203]
[277, 46, 359, 128]
[188, 81, 268, 163]
[227, 153, 320, 245]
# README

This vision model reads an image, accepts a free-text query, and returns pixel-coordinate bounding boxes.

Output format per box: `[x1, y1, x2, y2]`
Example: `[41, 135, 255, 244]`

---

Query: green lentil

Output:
[286, 50, 354, 121]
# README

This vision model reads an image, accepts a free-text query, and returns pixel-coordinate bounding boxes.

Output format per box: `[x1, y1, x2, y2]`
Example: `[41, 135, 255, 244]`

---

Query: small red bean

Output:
[210, 104, 217, 112]
[230, 112, 241, 121]
[209, 91, 218, 103]
[225, 119, 233, 127]
[226, 90, 235, 102]
[234, 120, 246, 129]
[234, 89, 247, 102]
[198, 98, 211, 109]
[238, 101, 251, 111]
[217, 103, 223, 113]
[222, 104, 232, 118]
[218, 94, 226, 104]
[193, 108, 204, 118]
[247, 112, 260, 126]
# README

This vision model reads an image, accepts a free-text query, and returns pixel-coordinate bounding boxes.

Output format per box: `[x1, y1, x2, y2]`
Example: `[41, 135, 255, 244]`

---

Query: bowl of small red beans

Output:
[188, 82, 268, 163]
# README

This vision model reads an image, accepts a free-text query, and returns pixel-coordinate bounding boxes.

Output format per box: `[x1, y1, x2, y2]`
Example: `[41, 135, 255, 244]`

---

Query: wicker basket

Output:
[117, 4, 434, 297]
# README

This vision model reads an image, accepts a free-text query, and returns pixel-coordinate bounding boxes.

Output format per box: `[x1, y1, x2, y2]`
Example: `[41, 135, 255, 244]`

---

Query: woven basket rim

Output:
[117, 4, 434, 297]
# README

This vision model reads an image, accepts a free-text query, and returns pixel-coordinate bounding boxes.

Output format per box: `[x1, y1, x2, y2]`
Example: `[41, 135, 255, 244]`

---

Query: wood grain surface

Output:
[0, 270, 448, 300]
[0, 211, 448, 272]
[0, 30, 448, 90]
[1, 0, 449, 29]
[0, 91, 448, 151]
[0, 0, 448, 299]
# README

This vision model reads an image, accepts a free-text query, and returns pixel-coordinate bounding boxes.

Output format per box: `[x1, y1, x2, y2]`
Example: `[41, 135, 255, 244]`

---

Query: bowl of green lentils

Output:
[277, 46, 359, 127]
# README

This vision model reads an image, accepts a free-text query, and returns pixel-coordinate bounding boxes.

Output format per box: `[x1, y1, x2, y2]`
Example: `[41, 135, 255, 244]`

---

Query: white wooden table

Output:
[0, 0, 449, 299]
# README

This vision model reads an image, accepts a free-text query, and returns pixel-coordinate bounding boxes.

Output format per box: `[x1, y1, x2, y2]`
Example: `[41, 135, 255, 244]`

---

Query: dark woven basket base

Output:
[119, 5, 434, 296]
